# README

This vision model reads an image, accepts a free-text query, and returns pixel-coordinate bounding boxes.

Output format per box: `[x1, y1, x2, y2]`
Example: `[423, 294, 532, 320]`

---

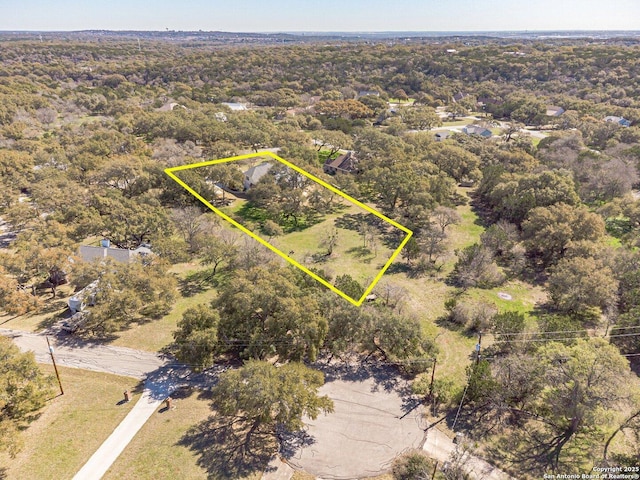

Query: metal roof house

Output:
[78, 244, 152, 264]
[68, 280, 99, 314]
[221, 102, 248, 111]
[435, 131, 452, 141]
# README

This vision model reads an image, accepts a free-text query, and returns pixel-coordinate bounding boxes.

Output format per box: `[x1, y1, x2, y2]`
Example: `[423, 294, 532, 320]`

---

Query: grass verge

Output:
[103, 387, 213, 480]
[0, 365, 140, 480]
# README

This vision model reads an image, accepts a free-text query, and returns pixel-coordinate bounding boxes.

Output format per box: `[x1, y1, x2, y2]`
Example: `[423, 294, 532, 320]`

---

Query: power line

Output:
[493, 324, 640, 337]
[492, 330, 640, 344]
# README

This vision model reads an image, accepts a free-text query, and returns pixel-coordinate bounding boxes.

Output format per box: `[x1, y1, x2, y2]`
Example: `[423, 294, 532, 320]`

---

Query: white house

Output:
[68, 280, 99, 313]
[546, 106, 565, 117]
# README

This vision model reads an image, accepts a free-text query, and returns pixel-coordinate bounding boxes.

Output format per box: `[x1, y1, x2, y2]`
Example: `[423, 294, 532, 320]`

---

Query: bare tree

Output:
[431, 206, 461, 234]
[172, 207, 205, 253]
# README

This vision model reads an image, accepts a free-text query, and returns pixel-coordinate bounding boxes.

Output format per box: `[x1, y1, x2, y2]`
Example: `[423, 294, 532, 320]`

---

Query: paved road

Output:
[2, 328, 511, 480]
[1, 328, 168, 379]
[287, 363, 426, 480]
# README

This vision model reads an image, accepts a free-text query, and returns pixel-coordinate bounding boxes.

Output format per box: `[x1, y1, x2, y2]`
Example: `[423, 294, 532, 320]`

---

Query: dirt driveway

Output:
[285, 363, 426, 479]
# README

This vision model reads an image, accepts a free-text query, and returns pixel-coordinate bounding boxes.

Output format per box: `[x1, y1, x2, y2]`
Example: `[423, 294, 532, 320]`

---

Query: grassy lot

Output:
[112, 262, 218, 352]
[111, 287, 218, 352]
[440, 119, 469, 127]
[530, 136, 543, 147]
[225, 196, 406, 297]
[370, 191, 485, 385]
[388, 98, 415, 105]
[276, 207, 402, 289]
[448, 196, 485, 251]
[103, 387, 214, 480]
[0, 365, 140, 480]
[465, 280, 546, 319]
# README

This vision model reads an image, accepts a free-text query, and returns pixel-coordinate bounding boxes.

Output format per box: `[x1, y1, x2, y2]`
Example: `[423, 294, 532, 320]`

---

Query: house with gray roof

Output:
[462, 125, 492, 138]
[79, 242, 152, 264]
[546, 106, 565, 117]
[434, 131, 452, 141]
[604, 116, 631, 127]
[222, 102, 248, 111]
[243, 162, 273, 190]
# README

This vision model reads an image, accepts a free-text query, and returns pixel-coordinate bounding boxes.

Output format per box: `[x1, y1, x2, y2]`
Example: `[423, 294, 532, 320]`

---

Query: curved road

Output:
[2, 328, 511, 480]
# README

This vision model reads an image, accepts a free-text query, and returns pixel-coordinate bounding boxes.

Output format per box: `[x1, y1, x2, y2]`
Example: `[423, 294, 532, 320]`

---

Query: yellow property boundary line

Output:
[165, 151, 413, 306]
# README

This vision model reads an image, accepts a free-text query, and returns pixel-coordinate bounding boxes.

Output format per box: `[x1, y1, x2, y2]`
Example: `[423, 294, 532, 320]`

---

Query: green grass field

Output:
[103, 387, 213, 480]
[224, 196, 407, 299]
[440, 119, 470, 127]
[0, 365, 140, 480]
[111, 287, 218, 352]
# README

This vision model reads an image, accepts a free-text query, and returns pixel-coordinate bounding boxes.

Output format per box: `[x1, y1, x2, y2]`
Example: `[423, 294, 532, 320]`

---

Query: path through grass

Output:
[0, 365, 140, 480]
[103, 387, 213, 480]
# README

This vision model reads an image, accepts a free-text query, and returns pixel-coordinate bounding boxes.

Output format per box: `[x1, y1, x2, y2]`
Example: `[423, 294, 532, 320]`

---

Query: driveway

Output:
[286, 363, 426, 479]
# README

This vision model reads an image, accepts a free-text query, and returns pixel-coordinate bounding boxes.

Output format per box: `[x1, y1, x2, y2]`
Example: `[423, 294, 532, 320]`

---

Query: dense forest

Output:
[1, 35, 640, 478]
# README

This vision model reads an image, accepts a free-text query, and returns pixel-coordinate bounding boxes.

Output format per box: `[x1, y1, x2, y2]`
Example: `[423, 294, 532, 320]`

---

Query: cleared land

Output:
[174, 156, 410, 303]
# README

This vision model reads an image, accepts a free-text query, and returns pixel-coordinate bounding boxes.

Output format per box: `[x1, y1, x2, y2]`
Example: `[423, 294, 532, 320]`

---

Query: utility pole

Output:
[428, 358, 437, 400]
[46, 336, 64, 396]
[475, 332, 482, 365]
[431, 460, 439, 480]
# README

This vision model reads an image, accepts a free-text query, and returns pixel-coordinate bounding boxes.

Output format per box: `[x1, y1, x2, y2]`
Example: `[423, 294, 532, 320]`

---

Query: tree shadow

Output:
[483, 426, 566, 476]
[38, 307, 70, 331]
[313, 357, 418, 408]
[380, 228, 407, 250]
[0, 314, 21, 326]
[312, 357, 426, 429]
[335, 212, 369, 231]
[53, 330, 119, 347]
[277, 426, 316, 460]
[346, 245, 373, 260]
[178, 415, 275, 479]
[434, 314, 477, 339]
[179, 269, 219, 297]
[385, 262, 412, 275]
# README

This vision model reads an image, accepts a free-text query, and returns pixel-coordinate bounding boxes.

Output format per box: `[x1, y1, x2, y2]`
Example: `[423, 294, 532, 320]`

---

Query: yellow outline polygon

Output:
[165, 152, 413, 307]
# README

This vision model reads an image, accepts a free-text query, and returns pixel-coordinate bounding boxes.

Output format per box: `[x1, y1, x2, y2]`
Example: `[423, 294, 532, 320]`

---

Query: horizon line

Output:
[1, 29, 640, 34]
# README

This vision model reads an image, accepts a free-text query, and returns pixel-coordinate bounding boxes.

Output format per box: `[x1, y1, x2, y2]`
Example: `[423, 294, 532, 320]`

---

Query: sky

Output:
[1, 0, 639, 32]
